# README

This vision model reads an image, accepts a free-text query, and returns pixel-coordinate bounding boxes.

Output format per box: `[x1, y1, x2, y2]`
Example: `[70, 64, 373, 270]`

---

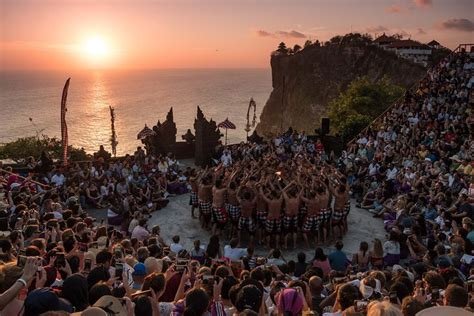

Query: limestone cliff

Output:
[256, 44, 426, 137]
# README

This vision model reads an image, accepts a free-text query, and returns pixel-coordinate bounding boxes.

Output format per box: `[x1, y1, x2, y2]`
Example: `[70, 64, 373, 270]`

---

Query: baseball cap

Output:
[133, 262, 147, 276]
[24, 288, 73, 316]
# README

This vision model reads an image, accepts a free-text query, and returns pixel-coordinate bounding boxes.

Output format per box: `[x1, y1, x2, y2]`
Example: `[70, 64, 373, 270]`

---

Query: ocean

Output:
[0, 69, 271, 155]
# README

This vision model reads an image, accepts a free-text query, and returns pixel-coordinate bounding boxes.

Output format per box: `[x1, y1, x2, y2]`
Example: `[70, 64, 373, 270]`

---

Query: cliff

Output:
[255, 43, 427, 137]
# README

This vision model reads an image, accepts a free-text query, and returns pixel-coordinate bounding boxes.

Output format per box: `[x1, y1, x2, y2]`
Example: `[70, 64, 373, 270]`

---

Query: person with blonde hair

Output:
[370, 238, 384, 269]
[367, 301, 402, 316]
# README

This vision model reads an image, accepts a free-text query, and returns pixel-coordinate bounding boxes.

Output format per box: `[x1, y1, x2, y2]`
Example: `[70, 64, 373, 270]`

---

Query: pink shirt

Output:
[313, 258, 331, 277]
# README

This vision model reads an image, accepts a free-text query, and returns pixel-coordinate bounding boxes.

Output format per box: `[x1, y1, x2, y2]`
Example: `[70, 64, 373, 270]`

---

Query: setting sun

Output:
[85, 37, 108, 58]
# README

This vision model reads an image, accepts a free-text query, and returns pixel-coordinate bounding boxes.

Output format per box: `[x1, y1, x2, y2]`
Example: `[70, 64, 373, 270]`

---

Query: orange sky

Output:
[1, 0, 473, 70]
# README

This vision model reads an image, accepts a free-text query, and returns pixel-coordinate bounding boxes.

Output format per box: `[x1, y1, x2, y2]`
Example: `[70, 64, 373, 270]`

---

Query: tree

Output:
[0, 135, 89, 162]
[314, 40, 321, 47]
[277, 42, 288, 53]
[304, 40, 312, 48]
[328, 76, 404, 142]
[293, 44, 302, 53]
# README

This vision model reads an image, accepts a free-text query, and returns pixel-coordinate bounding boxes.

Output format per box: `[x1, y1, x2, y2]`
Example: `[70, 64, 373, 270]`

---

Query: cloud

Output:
[385, 5, 402, 13]
[366, 25, 389, 33]
[256, 30, 272, 37]
[416, 28, 426, 35]
[256, 30, 307, 39]
[414, 0, 432, 8]
[436, 18, 474, 32]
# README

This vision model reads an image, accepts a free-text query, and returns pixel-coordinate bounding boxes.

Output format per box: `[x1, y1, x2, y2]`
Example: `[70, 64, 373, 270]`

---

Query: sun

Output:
[85, 36, 108, 58]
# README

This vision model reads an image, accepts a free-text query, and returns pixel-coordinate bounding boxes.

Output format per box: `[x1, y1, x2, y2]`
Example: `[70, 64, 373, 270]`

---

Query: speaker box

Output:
[321, 117, 330, 135]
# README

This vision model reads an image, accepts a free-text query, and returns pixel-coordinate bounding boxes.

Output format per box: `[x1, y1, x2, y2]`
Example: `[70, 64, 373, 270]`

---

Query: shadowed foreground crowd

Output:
[0, 49, 473, 316]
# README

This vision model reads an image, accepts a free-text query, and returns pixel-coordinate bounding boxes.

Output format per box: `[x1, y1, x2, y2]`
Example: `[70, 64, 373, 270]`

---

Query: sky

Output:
[1, 0, 473, 70]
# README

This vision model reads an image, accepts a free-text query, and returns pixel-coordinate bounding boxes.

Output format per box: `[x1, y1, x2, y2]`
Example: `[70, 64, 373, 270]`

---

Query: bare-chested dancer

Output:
[282, 180, 302, 249]
[301, 191, 320, 248]
[236, 184, 257, 246]
[198, 169, 213, 230]
[189, 169, 199, 218]
[329, 173, 350, 239]
[259, 185, 283, 249]
[211, 179, 228, 236]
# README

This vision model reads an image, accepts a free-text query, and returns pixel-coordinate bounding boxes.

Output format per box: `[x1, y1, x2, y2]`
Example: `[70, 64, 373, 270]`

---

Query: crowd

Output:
[0, 49, 473, 316]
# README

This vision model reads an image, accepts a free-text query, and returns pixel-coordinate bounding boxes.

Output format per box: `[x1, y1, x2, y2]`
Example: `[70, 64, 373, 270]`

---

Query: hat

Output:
[415, 306, 473, 316]
[97, 236, 108, 249]
[392, 264, 415, 282]
[93, 295, 127, 316]
[24, 288, 73, 316]
[437, 257, 451, 268]
[71, 306, 107, 316]
[132, 263, 146, 276]
[276, 288, 304, 316]
[449, 155, 461, 162]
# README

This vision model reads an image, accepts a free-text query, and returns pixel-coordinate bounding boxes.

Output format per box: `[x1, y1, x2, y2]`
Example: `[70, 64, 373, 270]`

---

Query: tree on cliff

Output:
[277, 42, 288, 53]
[328, 76, 404, 142]
[304, 40, 312, 48]
[293, 44, 302, 53]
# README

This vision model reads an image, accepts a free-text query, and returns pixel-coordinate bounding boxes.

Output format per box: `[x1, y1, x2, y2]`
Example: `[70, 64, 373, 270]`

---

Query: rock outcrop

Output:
[256, 43, 427, 137]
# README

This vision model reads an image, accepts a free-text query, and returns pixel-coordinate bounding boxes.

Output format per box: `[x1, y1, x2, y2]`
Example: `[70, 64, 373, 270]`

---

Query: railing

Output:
[347, 43, 473, 145]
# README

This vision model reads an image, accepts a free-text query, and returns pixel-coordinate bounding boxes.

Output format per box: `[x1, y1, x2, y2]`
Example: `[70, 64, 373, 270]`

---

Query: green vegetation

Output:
[328, 76, 404, 142]
[0, 135, 89, 162]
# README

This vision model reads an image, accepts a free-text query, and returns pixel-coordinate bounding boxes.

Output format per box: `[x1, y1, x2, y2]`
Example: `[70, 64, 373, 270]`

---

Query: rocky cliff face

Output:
[255, 44, 426, 137]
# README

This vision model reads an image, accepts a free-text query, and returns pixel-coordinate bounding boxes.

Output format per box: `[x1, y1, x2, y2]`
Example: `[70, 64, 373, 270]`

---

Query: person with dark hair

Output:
[88, 282, 112, 305]
[312, 248, 331, 278]
[294, 252, 307, 278]
[328, 241, 349, 272]
[61, 273, 89, 312]
[401, 296, 424, 316]
[235, 285, 263, 314]
[443, 284, 468, 308]
[183, 288, 210, 316]
[134, 294, 153, 316]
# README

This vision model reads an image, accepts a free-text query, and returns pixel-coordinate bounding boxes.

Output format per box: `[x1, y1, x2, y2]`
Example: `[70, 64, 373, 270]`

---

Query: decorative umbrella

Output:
[137, 124, 156, 140]
[218, 118, 236, 145]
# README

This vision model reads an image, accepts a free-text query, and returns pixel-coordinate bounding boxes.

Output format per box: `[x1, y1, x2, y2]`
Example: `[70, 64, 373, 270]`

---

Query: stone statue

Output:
[194, 106, 221, 166]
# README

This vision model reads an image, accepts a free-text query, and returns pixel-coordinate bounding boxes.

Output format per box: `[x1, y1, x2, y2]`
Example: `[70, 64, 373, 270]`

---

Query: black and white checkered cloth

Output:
[238, 216, 256, 233]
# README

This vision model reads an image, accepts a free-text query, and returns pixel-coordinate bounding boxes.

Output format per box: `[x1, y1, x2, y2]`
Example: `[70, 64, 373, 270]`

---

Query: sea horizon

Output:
[0, 68, 272, 155]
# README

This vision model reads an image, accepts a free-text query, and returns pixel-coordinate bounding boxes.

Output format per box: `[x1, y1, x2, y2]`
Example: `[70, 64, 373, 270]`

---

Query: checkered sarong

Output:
[257, 211, 268, 227]
[318, 208, 332, 225]
[343, 202, 351, 219]
[190, 191, 198, 206]
[302, 215, 320, 233]
[332, 209, 345, 222]
[226, 204, 241, 222]
[283, 215, 298, 233]
[199, 200, 212, 215]
[298, 205, 308, 226]
[212, 206, 228, 224]
[265, 218, 281, 234]
[238, 216, 256, 233]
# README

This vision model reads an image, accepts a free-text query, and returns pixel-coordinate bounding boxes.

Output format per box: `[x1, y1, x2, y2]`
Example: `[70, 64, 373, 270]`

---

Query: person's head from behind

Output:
[337, 284, 359, 311]
[235, 285, 263, 313]
[229, 238, 238, 248]
[335, 240, 344, 251]
[172, 235, 180, 244]
[88, 281, 112, 305]
[401, 296, 424, 316]
[367, 301, 402, 316]
[134, 294, 153, 316]
[297, 252, 306, 263]
[276, 288, 304, 316]
[184, 288, 210, 316]
[444, 284, 468, 308]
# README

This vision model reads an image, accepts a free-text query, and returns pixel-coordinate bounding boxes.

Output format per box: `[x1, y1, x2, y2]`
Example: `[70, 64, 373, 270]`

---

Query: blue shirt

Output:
[328, 250, 348, 272]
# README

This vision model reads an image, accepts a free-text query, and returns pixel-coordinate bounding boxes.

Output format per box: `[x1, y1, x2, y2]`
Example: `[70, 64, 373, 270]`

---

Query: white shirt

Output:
[170, 243, 184, 254]
[221, 153, 233, 167]
[223, 245, 246, 260]
[51, 174, 65, 186]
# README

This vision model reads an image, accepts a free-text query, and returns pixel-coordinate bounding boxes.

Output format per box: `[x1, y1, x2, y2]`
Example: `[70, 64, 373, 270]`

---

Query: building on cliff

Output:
[386, 40, 432, 67]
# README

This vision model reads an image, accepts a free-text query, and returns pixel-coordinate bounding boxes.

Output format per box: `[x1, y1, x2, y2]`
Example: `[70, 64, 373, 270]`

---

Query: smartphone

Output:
[84, 259, 92, 271]
[55, 252, 66, 268]
[115, 263, 123, 280]
[355, 300, 368, 312]
[17, 255, 27, 268]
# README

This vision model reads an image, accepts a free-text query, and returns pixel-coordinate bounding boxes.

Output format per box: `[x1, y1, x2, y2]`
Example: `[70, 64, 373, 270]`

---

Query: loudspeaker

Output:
[321, 117, 330, 135]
